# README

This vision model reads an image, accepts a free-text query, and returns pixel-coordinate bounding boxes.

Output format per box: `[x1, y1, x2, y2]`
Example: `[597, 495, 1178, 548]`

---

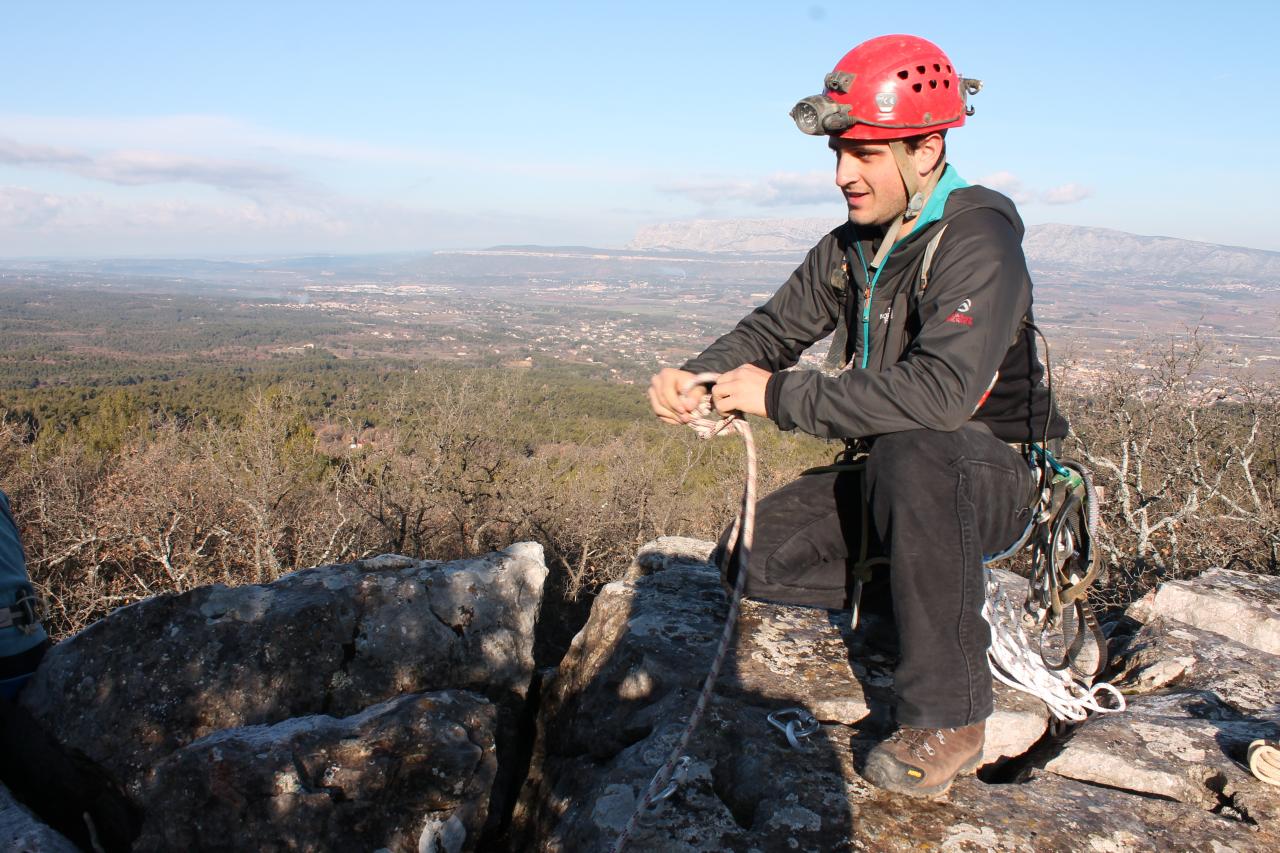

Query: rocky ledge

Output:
[10, 543, 548, 852]
[511, 539, 1280, 852]
[2, 540, 1277, 851]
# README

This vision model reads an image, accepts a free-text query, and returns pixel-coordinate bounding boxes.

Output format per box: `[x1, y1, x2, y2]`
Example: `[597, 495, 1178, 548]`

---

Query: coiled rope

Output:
[1249, 739, 1280, 787]
[983, 572, 1125, 722]
[982, 457, 1125, 722]
[611, 373, 756, 853]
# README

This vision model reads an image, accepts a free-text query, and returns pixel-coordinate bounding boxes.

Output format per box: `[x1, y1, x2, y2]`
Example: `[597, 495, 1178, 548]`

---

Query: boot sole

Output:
[862, 749, 984, 799]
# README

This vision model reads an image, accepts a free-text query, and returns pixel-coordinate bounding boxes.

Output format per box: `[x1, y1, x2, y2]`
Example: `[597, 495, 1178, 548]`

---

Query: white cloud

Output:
[0, 136, 302, 194]
[0, 183, 586, 256]
[977, 171, 1092, 207]
[664, 169, 1095, 212]
[1041, 183, 1093, 205]
[976, 170, 1037, 205]
[0, 113, 627, 181]
[659, 170, 834, 208]
[0, 186, 64, 229]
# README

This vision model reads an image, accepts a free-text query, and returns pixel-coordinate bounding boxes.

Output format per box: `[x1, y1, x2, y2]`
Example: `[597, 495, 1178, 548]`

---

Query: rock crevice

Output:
[6, 539, 1279, 851]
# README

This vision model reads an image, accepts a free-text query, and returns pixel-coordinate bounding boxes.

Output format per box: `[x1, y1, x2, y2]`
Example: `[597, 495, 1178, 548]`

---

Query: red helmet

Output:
[790, 35, 981, 140]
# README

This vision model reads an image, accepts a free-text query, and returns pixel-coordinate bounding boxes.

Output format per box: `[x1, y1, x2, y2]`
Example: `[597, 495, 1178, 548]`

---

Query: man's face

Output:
[830, 138, 907, 228]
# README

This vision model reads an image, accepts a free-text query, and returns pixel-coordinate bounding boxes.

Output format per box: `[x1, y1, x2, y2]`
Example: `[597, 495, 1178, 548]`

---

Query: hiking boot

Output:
[862, 720, 985, 797]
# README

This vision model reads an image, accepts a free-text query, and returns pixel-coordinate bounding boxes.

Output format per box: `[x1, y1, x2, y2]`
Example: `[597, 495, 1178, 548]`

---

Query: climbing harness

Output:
[611, 373, 757, 853]
[981, 442, 1124, 721]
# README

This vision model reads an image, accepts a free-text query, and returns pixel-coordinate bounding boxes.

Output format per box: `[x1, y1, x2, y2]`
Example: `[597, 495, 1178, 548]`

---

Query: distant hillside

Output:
[630, 218, 836, 255]
[1022, 224, 1280, 285]
[630, 219, 1280, 288]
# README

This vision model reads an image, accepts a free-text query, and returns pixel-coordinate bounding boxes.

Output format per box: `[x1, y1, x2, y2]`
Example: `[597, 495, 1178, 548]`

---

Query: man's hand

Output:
[647, 368, 702, 425]
[711, 364, 771, 418]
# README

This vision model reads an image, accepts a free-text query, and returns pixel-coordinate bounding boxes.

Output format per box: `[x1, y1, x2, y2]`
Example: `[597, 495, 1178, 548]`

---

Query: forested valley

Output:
[2, 278, 1276, 645]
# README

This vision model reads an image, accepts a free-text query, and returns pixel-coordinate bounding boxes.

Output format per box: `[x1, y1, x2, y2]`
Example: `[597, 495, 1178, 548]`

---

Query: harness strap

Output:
[796, 458, 887, 628]
[918, 224, 948, 297]
[0, 587, 39, 633]
[828, 221, 950, 371]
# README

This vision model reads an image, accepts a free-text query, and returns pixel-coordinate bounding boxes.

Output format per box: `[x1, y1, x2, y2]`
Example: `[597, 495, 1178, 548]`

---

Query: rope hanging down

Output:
[611, 373, 757, 853]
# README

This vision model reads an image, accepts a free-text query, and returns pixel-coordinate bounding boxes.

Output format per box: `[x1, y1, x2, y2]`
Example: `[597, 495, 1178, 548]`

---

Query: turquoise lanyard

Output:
[851, 237, 900, 369]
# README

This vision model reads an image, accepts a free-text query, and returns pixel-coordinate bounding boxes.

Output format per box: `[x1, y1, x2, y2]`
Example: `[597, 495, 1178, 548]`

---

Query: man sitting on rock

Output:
[648, 34, 1067, 798]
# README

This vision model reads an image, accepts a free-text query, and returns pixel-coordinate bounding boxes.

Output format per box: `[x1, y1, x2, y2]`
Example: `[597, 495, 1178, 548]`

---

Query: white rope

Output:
[983, 572, 1125, 723]
[1249, 739, 1280, 787]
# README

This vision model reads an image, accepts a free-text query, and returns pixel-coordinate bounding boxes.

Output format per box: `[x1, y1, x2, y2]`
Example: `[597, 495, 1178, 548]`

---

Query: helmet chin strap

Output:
[866, 141, 944, 269]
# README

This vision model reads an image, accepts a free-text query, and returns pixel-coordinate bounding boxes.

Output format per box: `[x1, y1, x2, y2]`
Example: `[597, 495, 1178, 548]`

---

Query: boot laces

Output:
[894, 727, 952, 761]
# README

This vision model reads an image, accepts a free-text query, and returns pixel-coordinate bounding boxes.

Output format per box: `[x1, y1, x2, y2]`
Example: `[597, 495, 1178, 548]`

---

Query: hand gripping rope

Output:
[611, 373, 757, 853]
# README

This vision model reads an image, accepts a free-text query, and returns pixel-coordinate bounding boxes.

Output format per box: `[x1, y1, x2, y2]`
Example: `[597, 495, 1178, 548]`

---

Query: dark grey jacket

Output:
[683, 170, 1067, 444]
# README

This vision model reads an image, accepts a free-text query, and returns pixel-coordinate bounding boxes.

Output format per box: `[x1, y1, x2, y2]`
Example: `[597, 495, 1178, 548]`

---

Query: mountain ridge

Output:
[629, 219, 1280, 287]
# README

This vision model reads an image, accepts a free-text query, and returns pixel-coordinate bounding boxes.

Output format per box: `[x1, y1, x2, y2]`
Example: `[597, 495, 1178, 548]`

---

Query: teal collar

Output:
[912, 164, 968, 233]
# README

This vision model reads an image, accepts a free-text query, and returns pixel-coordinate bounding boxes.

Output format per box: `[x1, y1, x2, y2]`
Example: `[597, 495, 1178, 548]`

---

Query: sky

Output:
[2, 0, 1278, 257]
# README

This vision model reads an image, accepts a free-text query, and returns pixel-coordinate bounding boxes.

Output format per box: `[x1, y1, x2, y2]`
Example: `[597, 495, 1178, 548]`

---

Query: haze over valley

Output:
[4, 222, 1279, 405]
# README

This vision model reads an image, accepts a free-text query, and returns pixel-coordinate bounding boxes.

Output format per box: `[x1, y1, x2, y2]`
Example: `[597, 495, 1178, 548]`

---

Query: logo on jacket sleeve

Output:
[945, 298, 974, 326]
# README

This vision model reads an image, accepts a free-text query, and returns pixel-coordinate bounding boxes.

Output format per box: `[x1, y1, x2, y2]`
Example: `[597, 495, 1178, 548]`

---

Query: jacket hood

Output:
[927, 176, 1025, 240]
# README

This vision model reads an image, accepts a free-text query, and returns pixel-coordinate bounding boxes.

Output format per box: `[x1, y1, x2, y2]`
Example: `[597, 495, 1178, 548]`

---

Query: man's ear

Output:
[915, 133, 946, 176]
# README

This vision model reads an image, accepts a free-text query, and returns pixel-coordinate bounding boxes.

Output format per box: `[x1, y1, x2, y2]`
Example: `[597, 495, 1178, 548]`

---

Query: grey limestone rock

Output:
[133, 691, 497, 853]
[513, 538, 1095, 852]
[1044, 609, 1280, 828]
[1127, 567, 1280, 655]
[17, 543, 547, 851]
[522, 691, 1270, 851]
[0, 783, 78, 853]
[1112, 616, 1280, 717]
[1044, 691, 1279, 814]
[20, 544, 546, 797]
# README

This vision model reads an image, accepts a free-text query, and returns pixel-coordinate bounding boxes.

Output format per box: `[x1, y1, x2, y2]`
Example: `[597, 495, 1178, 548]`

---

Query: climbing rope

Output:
[982, 570, 1125, 722]
[979, 448, 1126, 723]
[611, 373, 757, 853]
[1249, 740, 1280, 787]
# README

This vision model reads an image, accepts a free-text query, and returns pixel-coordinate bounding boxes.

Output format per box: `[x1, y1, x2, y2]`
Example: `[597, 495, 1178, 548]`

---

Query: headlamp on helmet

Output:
[789, 96, 855, 136]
